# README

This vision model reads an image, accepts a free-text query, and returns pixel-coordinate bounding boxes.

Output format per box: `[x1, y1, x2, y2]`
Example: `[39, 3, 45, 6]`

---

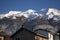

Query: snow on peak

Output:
[0, 9, 43, 19]
[26, 9, 36, 13]
[40, 8, 46, 11]
[46, 8, 60, 20]
[4, 11, 22, 18]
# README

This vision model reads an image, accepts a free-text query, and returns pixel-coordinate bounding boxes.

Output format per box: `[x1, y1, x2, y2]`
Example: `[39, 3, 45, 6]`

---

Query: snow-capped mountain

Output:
[0, 9, 43, 20]
[46, 8, 60, 30]
[46, 8, 60, 20]
[0, 9, 44, 35]
[0, 8, 60, 35]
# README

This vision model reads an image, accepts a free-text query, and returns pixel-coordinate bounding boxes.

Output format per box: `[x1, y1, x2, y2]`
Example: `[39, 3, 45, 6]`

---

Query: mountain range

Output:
[0, 8, 60, 36]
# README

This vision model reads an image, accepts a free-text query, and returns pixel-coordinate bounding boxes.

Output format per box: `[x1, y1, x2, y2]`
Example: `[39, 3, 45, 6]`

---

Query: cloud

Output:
[40, 8, 46, 11]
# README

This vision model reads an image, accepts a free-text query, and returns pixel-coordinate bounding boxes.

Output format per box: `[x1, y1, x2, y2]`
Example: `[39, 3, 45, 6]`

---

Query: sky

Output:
[0, 0, 60, 14]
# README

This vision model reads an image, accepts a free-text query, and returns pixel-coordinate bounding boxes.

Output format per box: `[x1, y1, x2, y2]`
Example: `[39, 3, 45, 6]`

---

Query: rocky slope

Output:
[0, 16, 27, 35]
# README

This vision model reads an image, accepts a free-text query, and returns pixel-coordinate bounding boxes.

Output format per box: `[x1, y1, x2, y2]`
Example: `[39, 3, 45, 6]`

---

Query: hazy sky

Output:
[0, 0, 60, 14]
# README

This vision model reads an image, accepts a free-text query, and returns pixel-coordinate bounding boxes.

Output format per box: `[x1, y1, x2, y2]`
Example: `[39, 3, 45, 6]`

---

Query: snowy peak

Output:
[24, 9, 43, 19]
[46, 8, 60, 16]
[0, 9, 43, 20]
[46, 8, 60, 20]
[3, 11, 28, 19]
[5, 11, 21, 17]
[25, 9, 36, 14]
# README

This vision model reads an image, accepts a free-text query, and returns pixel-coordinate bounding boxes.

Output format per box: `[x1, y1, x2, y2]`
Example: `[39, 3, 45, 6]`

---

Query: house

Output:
[11, 28, 48, 40]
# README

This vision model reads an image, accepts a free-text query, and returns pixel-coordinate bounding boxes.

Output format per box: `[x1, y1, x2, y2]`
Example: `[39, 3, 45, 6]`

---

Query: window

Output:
[0, 36, 4, 40]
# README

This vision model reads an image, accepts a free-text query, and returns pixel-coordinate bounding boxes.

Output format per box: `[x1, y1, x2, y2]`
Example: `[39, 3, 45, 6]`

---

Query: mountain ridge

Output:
[0, 8, 60, 35]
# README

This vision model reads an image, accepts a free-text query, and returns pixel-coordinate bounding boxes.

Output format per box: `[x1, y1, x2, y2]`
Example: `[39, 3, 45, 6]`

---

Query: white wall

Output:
[48, 33, 53, 40]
